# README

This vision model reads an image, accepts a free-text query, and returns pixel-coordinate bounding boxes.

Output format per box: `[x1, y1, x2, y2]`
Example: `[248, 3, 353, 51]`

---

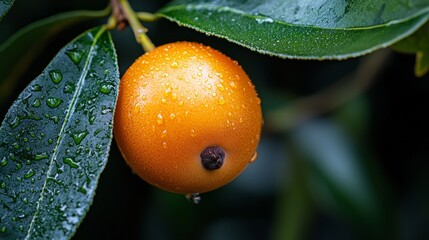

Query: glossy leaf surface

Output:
[0, 9, 109, 107]
[158, 0, 429, 59]
[0, 26, 119, 239]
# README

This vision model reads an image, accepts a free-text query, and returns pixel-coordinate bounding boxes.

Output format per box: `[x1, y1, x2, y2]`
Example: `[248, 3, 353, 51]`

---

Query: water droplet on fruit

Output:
[218, 96, 226, 105]
[170, 62, 179, 68]
[169, 113, 176, 120]
[161, 130, 167, 139]
[157, 113, 164, 125]
[162, 142, 168, 149]
[186, 193, 201, 204]
[49, 69, 63, 84]
[250, 152, 258, 163]
[217, 84, 225, 91]
[190, 129, 196, 137]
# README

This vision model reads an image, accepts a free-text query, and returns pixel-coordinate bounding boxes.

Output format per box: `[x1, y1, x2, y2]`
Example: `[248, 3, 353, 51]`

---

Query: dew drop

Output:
[0, 182, 5, 188]
[99, 84, 113, 94]
[0, 157, 7, 167]
[63, 157, 79, 169]
[10, 116, 21, 128]
[170, 113, 176, 120]
[179, 101, 184, 107]
[230, 81, 237, 88]
[157, 113, 164, 125]
[32, 98, 41, 107]
[30, 84, 43, 92]
[1, 226, 7, 233]
[66, 49, 84, 64]
[239, 117, 243, 123]
[216, 84, 225, 91]
[170, 62, 179, 68]
[161, 130, 167, 139]
[46, 97, 63, 108]
[190, 129, 196, 137]
[49, 69, 63, 84]
[24, 169, 35, 179]
[186, 193, 201, 204]
[89, 114, 96, 125]
[162, 142, 168, 149]
[63, 82, 75, 93]
[250, 152, 258, 163]
[171, 93, 177, 101]
[164, 87, 172, 97]
[72, 130, 89, 145]
[34, 153, 49, 161]
[218, 96, 226, 105]
[161, 98, 167, 104]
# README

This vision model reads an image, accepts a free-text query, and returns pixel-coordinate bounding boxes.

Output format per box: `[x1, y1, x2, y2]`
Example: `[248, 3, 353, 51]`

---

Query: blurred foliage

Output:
[1, 1, 428, 240]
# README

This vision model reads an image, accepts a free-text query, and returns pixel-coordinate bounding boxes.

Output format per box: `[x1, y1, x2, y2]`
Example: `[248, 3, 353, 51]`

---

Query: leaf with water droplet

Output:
[49, 69, 63, 84]
[159, 0, 429, 59]
[0, 9, 111, 110]
[0, 26, 119, 240]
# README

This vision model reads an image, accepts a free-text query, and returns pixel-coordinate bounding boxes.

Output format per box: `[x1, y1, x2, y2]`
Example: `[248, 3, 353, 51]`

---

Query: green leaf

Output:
[0, 0, 15, 21]
[0, 26, 119, 239]
[158, 0, 429, 59]
[291, 119, 389, 237]
[0, 9, 110, 108]
[392, 22, 429, 77]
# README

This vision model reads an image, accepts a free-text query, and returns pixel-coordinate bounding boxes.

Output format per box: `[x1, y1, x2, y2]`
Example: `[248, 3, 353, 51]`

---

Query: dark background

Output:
[1, 1, 428, 239]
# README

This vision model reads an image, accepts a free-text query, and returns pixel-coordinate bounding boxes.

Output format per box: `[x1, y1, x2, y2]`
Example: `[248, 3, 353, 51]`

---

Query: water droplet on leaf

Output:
[66, 49, 84, 64]
[72, 130, 89, 145]
[24, 169, 35, 179]
[63, 157, 79, 169]
[46, 97, 63, 108]
[49, 69, 63, 84]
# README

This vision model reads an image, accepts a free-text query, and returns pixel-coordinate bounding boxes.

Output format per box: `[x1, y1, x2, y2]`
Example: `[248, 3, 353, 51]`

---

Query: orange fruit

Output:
[114, 42, 262, 195]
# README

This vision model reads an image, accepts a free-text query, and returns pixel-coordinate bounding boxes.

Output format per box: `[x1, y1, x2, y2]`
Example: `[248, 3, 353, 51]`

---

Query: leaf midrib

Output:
[24, 26, 107, 239]
[159, 3, 429, 30]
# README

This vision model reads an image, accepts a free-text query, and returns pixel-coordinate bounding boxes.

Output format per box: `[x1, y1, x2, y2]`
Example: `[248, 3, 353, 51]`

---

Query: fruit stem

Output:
[110, 0, 156, 52]
[137, 12, 160, 22]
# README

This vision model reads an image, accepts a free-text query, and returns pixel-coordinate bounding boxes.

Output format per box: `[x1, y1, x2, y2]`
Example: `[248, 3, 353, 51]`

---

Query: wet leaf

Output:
[0, 0, 14, 21]
[392, 22, 429, 77]
[0, 9, 110, 107]
[0, 26, 119, 239]
[158, 0, 429, 59]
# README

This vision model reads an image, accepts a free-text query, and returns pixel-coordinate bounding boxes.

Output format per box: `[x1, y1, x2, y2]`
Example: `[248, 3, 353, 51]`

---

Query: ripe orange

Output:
[114, 42, 262, 195]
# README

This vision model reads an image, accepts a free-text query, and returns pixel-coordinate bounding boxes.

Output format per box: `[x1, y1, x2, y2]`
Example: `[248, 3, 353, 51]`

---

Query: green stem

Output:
[119, 0, 155, 52]
[137, 12, 160, 22]
[113, 0, 155, 52]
